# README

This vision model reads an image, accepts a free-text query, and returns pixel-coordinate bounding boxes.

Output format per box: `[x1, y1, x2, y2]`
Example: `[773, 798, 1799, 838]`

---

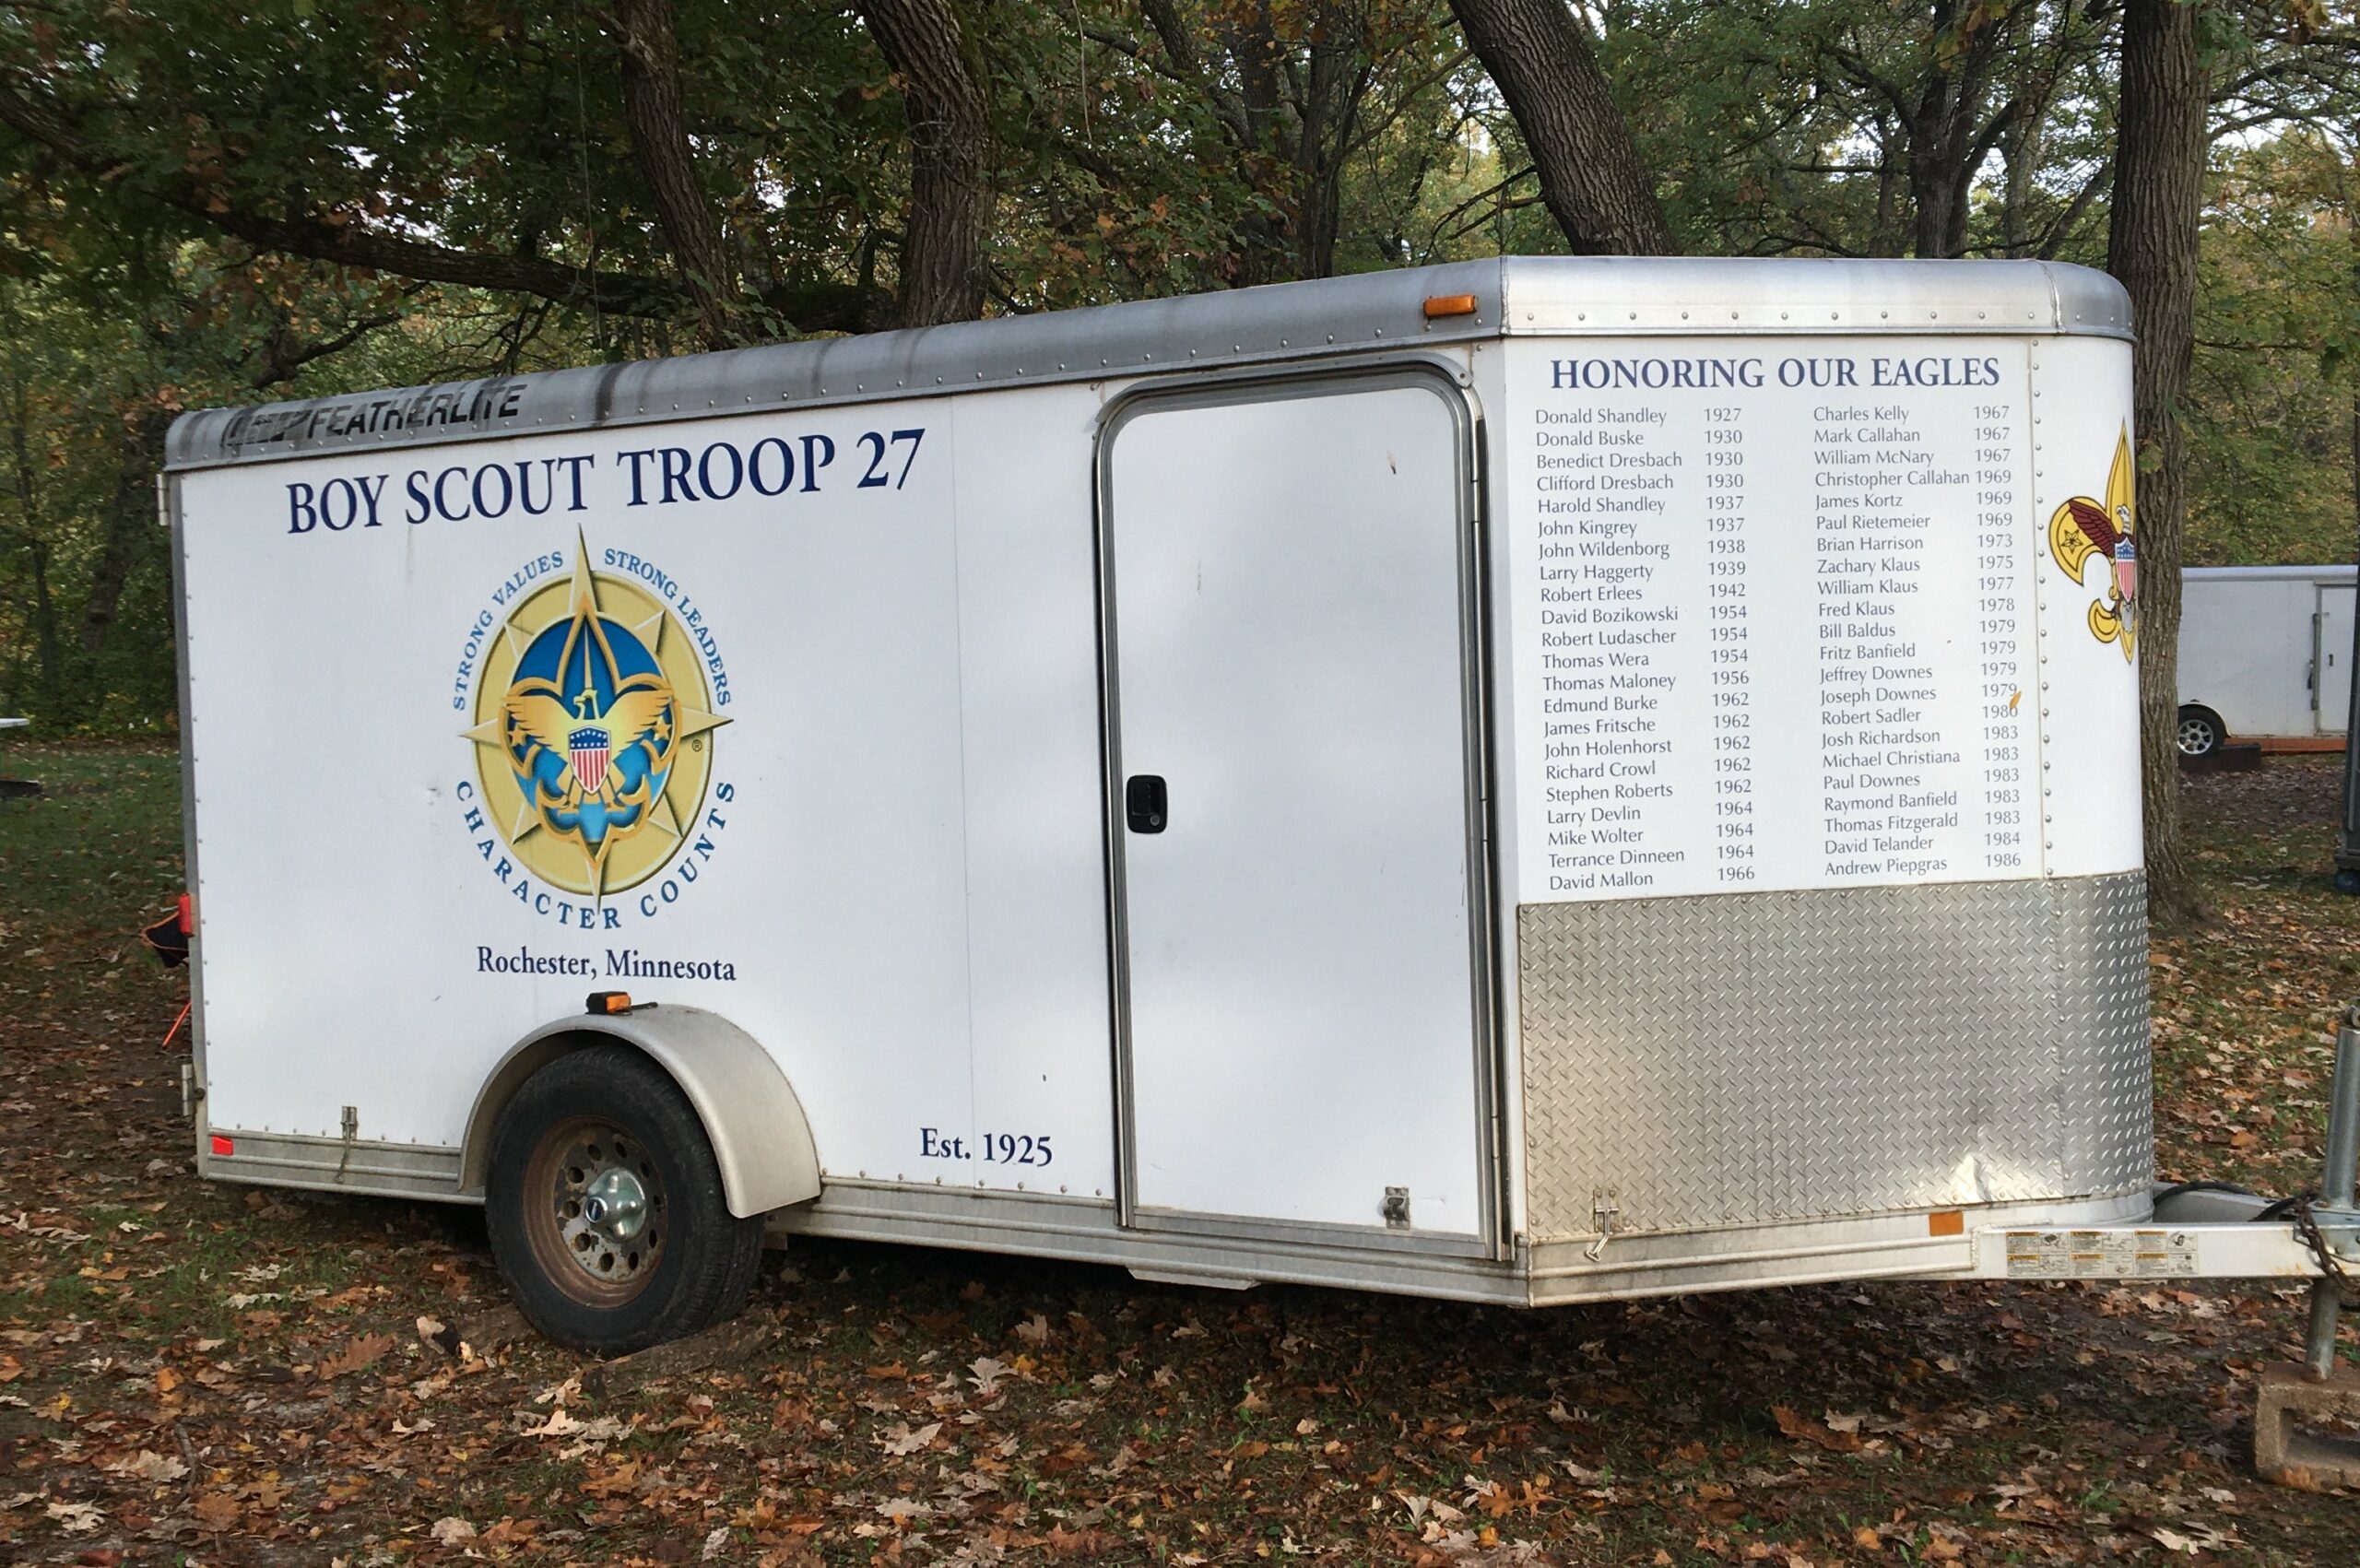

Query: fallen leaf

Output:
[107, 1449, 187, 1483]
[46, 1500, 103, 1533]
[876, 1421, 941, 1456]
[315, 1332, 396, 1381]
[431, 1515, 477, 1544]
[192, 1491, 242, 1530]
[517, 1407, 584, 1437]
[1771, 1405, 1861, 1453]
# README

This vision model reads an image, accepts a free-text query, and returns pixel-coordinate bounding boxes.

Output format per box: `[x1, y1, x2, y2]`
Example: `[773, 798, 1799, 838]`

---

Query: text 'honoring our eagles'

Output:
[1510, 339, 2037, 902]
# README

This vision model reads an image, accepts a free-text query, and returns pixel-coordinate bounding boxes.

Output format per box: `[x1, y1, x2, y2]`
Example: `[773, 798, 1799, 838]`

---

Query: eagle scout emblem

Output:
[2047, 425, 2139, 661]
[462, 538, 729, 898]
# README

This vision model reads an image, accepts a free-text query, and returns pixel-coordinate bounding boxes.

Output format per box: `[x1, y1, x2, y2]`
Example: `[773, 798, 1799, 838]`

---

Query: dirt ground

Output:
[2, 744, 2358, 1565]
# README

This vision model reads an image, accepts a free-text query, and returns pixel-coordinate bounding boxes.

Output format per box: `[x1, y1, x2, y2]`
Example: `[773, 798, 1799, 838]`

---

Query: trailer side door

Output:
[1098, 368, 1498, 1256]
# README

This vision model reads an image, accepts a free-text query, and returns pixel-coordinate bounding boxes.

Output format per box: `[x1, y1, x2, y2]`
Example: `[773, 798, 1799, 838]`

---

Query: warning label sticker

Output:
[2001, 1229, 2198, 1279]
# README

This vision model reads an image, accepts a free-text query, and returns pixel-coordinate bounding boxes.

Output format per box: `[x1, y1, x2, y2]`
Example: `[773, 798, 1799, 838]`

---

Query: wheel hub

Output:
[582, 1167, 649, 1239]
[524, 1119, 667, 1303]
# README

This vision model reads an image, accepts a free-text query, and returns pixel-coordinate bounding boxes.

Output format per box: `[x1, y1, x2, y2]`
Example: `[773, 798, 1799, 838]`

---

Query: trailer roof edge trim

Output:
[162, 257, 2130, 473]
[2183, 564, 2358, 583]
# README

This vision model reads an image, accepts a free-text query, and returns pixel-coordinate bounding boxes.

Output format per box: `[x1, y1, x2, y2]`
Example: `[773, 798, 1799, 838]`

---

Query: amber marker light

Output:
[1929, 1209, 1965, 1237]
[587, 991, 634, 1015]
[1422, 293, 1479, 320]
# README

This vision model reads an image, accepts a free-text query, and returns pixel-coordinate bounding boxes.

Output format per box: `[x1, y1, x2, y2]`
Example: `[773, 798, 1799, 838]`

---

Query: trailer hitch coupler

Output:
[2325, 1006, 2360, 1212]
[2303, 1006, 2360, 1379]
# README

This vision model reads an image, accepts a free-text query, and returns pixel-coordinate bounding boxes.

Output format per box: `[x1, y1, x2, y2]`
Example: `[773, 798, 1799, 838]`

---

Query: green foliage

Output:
[0, 0, 2354, 727]
[2186, 130, 2359, 567]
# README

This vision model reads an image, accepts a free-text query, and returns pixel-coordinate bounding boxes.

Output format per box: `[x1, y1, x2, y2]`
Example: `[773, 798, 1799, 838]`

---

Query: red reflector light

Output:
[209, 1134, 235, 1157]
[177, 891, 194, 936]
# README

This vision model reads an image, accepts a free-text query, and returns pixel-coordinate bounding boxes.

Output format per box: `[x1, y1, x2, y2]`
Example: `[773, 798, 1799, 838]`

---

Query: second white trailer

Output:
[2176, 564, 2356, 755]
[164, 257, 2341, 1362]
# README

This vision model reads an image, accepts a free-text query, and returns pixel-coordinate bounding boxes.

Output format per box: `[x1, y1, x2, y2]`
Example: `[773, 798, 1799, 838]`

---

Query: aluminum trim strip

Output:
[200, 1130, 468, 1203]
[163, 259, 2130, 472]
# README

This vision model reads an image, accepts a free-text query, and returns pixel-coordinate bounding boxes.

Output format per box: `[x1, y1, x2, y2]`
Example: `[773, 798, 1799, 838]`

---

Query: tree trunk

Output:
[74, 405, 171, 682]
[22, 536, 64, 721]
[1906, 77, 1967, 257]
[859, 0, 995, 327]
[608, 0, 740, 348]
[2107, 0, 2207, 925]
[1444, 0, 1674, 255]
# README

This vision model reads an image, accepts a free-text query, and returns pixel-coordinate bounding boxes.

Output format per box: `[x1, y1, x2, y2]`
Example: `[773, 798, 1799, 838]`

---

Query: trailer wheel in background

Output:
[486, 1044, 762, 1354]
[2176, 705, 2226, 759]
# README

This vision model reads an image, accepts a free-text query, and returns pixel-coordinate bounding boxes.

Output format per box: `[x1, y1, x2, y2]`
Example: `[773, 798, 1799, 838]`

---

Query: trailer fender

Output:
[461, 1007, 820, 1219]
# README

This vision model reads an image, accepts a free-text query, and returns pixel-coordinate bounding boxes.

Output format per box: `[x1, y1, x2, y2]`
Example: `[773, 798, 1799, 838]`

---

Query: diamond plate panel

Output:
[1518, 873, 2152, 1242]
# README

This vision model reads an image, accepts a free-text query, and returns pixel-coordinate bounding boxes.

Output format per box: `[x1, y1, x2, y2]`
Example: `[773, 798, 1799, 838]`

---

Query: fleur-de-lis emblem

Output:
[2046, 426, 2138, 662]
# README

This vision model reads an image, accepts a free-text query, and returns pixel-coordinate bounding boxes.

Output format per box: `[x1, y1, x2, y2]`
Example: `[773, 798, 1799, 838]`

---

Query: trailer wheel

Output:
[485, 1044, 762, 1354]
[2176, 705, 2225, 759]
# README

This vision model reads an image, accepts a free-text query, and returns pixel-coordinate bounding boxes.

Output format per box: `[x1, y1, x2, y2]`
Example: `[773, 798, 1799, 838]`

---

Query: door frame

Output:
[1092, 360, 1506, 1261]
[2316, 583, 2354, 735]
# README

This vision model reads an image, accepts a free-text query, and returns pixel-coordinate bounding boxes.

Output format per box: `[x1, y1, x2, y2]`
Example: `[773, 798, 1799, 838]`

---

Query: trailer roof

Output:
[164, 256, 2130, 473]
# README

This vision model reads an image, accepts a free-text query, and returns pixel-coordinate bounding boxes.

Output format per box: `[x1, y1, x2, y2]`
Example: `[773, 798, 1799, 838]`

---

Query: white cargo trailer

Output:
[164, 258, 2352, 1364]
[2176, 564, 2356, 756]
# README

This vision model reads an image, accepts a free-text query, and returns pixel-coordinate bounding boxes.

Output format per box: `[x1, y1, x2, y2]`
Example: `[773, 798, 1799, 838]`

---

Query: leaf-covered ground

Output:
[2, 744, 2357, 1565]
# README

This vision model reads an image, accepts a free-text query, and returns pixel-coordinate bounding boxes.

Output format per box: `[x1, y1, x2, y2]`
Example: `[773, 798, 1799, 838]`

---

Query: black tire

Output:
[485, 1044, 762, 1354]
[2176, 705, 2225, 759]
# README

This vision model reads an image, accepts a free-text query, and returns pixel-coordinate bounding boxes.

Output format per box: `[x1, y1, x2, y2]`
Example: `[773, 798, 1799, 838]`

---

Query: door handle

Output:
[1125, 774, 1168, 833]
